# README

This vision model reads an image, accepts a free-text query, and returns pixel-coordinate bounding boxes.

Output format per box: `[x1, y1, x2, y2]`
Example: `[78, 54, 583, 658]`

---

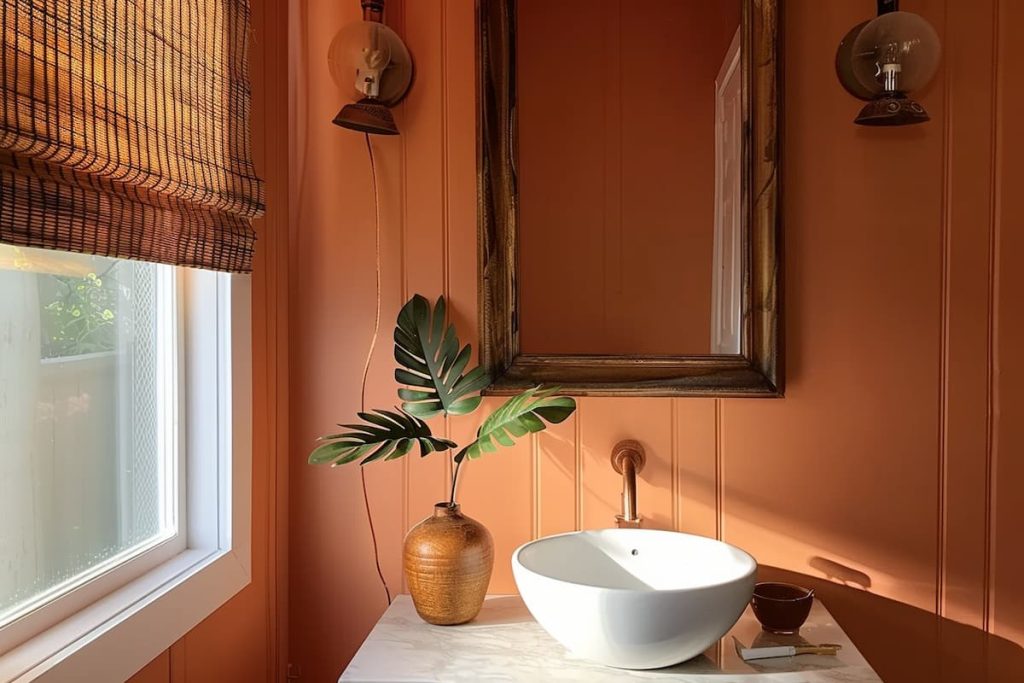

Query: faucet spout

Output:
[611, 440, 646, 528]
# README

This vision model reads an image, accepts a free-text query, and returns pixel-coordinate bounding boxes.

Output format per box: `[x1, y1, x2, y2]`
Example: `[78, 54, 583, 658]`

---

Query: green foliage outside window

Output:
[39, 267, 119, 359]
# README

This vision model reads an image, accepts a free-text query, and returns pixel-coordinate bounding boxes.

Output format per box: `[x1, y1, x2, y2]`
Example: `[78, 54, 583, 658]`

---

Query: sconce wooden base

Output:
[403, 503, 494, 625]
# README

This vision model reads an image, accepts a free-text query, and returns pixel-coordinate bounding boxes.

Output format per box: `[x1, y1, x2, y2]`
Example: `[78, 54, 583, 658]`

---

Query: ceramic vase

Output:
[403, 502, 493, 625]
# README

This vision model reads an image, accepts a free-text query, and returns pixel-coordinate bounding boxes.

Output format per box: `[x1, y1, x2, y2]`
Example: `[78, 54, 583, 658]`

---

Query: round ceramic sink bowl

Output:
[511, 529, 756, 670]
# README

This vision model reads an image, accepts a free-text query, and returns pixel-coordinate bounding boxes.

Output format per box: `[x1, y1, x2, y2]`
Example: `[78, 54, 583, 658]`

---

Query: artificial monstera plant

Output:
[309, 294, 577, 506]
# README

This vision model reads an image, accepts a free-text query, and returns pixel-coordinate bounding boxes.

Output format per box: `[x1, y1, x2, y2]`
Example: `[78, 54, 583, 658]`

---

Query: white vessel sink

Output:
[511, 529, 756, 670]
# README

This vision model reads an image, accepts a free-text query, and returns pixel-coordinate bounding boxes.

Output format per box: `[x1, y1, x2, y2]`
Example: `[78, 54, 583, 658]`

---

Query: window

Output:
[0, 248, 179, 630]
[0, 246, 251, 681]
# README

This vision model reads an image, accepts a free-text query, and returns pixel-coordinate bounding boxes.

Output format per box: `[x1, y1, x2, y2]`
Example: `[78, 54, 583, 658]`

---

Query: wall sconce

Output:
[328, 0, 413, 135]
[836, 0, 941, 126]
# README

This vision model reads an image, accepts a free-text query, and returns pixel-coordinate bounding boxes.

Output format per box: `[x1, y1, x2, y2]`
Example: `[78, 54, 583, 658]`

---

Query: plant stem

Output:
[449, 455, 464, 507]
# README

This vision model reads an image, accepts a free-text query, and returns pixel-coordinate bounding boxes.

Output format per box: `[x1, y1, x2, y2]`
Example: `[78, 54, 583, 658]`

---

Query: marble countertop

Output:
[340, 595, 881, 682]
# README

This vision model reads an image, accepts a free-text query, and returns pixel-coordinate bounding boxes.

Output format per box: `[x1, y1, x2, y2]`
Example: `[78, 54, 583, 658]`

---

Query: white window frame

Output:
[0, 269, 252, 683]
[0, 262, 184, 654]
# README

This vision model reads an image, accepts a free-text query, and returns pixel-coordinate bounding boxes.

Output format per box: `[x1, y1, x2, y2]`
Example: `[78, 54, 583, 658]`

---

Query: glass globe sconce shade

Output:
[836, 10, 941, 126]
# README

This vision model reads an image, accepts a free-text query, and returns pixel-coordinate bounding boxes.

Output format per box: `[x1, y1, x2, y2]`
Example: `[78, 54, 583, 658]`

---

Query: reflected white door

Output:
[711, 28, 743, 355]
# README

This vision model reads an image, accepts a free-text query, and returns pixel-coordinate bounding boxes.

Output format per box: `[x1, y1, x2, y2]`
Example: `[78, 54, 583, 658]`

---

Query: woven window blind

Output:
[0, 0, 264, 273]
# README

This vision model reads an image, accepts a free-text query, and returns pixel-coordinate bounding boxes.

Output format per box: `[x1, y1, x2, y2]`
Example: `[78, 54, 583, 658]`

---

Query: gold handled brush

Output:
[740, 643, 842, 661]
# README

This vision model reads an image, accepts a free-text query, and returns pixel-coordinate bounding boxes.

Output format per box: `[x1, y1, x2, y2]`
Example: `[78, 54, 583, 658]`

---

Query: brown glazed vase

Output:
[403, 502, 494, 625]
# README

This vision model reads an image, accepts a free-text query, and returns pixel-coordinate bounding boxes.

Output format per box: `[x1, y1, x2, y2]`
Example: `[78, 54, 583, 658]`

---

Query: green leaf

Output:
[402, 400, 445, 418]
[393, 295, 492, 419]
[395, 369, 434, 388]
[308, 408, 457, 467]
[397, 388, 434, 402]
[448, 395, 482, 416]
[454, 386, 577, 463]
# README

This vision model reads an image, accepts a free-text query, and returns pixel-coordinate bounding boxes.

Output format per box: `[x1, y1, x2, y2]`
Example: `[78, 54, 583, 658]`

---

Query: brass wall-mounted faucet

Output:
[611, 440, 646, 528]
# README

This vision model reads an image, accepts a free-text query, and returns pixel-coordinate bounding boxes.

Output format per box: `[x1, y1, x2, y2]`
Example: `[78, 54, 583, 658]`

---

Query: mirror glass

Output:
[517, 0, 744, 356]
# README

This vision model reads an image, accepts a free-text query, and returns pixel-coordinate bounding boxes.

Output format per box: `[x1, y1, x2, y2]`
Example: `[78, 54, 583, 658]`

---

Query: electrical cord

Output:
[359, 132, 392, 606]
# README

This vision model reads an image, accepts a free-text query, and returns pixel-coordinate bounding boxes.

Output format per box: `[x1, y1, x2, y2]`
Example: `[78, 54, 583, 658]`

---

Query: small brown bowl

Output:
[751, 582, 814, 634]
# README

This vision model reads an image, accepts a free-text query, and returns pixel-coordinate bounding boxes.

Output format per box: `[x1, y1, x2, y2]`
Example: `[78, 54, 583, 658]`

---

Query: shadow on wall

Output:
[808, 556, 872, 590]
[759, 566, 1024, 683]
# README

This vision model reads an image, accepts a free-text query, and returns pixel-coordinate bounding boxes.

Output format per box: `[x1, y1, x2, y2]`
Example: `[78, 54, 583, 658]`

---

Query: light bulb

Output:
[851, 11, 940, 95]
[328, 21, 394, 99]
[327, 19, 412, 107]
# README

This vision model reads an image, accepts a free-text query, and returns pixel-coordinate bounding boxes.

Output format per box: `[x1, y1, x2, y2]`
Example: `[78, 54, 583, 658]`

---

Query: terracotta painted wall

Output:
[289, 1, 1024, 682]
[127, 0, 290, 679]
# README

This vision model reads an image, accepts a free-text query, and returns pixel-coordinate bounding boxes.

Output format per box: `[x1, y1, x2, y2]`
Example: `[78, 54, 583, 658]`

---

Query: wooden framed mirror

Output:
[477, 0, 781, 397]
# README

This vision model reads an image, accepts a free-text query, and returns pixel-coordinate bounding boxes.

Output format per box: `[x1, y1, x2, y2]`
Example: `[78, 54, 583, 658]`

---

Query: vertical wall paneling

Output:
[602, 0, 622, 345]
[536, 414, 577, 537]
[674, 399, 719, 539]
[401, 0, 451, 533]
[672, 401, 680, 531]
[396, 0, 411, 578]
[992, 0, 1024, 648]
[575, 405, 583, 531]
[939, 0, 997, 630]
[169, 640, 186, 683]
[360, 52, 409, 613]
[263, 0, 292, 674]
[715, 399, 724, 541]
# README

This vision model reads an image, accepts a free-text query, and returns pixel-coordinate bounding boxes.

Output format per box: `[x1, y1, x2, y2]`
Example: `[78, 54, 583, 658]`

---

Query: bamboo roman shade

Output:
[0, 0, 264, 272]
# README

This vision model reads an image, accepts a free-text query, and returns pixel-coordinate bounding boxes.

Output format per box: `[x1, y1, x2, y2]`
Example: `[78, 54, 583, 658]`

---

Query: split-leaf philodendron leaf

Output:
[308, 409, 457, 467]
[394, 294, 491, 419]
